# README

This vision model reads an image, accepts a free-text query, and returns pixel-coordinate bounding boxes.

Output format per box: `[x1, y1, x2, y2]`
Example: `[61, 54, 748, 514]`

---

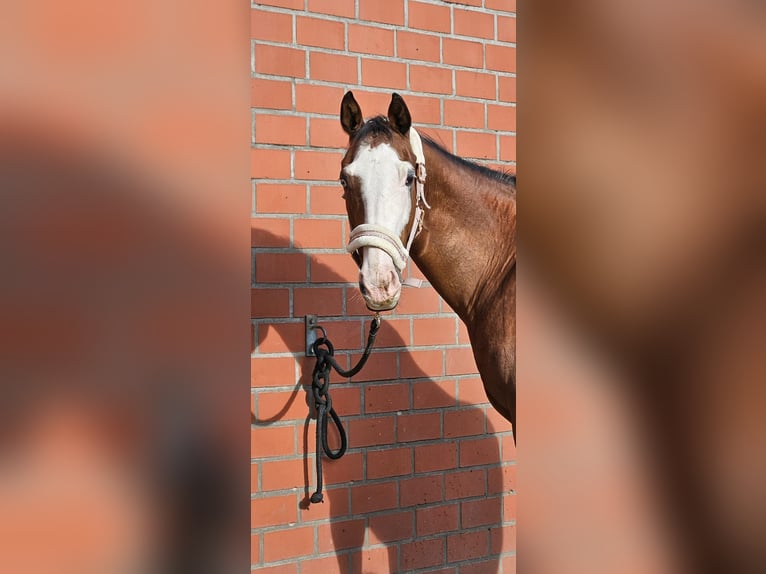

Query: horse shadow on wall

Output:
[252, 229, 516, 574]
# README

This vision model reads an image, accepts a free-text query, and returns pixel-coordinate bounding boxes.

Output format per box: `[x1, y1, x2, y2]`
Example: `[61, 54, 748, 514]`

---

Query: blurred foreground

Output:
[0, 2, 250, 573]
[521, 2, 766, 573]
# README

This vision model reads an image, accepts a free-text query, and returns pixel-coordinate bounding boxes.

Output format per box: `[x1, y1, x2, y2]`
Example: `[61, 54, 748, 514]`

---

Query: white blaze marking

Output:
[344, 143, 413, 237]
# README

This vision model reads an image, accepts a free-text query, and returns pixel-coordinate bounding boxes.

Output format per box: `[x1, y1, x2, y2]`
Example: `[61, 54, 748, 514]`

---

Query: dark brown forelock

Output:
[343, 116, 415, 166]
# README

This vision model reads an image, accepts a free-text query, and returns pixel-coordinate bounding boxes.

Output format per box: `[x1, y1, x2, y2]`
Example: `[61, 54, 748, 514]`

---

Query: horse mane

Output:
[419, 132, 517, 190]
[353, 116, 516, 190]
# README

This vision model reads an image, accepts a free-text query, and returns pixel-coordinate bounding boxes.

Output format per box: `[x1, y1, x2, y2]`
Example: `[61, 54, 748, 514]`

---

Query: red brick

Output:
[323, 451, 364, 484]
[444, 100, 484, 129]
[352, 546, 396, 573]
[293, 286, 344, 317]
[318, 518, 365, 552]
[503, 555, 517, 573]
[348, 350, 398, 383]
[417, 503, 459, 536]
[361, 58, 406, 89]
[255, 252, 306, 283]
[251, 148, 291, 180]
[309, 117, 347, 149]
[443, 0, 481, 5]
[255, 0, 302, 8]
[255, 565, 298, 574]
[502, 432, 516, 460]
[293, 218, 344, 249]
[349, 24, 394, 57]
[488, 464, 516, 495]
[490, 524, 517, 553]
[348, 415, 395, 448]
[374, 317, 412, 347]
[409, 64, 453, 95]
[309, 252, 358, 283]
[454, 8, 495, 40]
[486, 44, 516, 73]
[251, 9, 292, 42]
[261, 459, 303, 492]
[413, 317, 458, 346]
[368, 510, 414, 544]
[408, 1, 451, 33]
[443, 38, 484, 68]
[251, 288, 289, 318]
[397, 411, 442, 442]
[296, 83, 346, 115]
[444, 408, 485, 438]
[459, 436, 501, 467]
[447, 530, 488, 562]
[401, 537, 445, 571]
[255, 183, 307, 214]
[456, 130, 497, 160]
[351, 481, 398, 513]
[251, 78, 292, 110]
[500, 135, 516, 162]
[413, 380, 457, 409]
[251, 357, 296, 389]
[397, 30, 440, 62]
[499, 75, 516, 103]
[251, 533, 260, 564]
[445, 468, 487, 500]
[323, 386, 362, 417]
[400, 94, 442, 126]
[458, 377, 489, 405]
[310, 184, 347, 215]
[486, 0, 516, 12]
[359, 0, 404, 25]
[420, 127, 454, 152]
[307, 0, 355, 17]
[462, 497, 502, 528]
[310, 52, 358, 84]
[415, 442, 457, 473]
[255, 44, 305, 78]
[251, 493, 297, 528]
[488, 104, 516, 132]
[400, 474, 443, 507]
[298, 486, 350, 523]
[251, 218, 290, 247]
[297, 16, 344, 50]
[503, 492, 517, 524]
[263, 526, 314, 562]
[257, 390, 308, 421]
[456, 70, 496, 99]
[393, 285, 441, 314]
[256, 322, 303, 354]
[400, 349, 444, 379]
[461, 560, 499, 574]
[367, 447, 412, 479]
[364, 382, 409, 413]
[486, 406, 515, 433]
[306, 319, 362, 351]
[301, 556, 351, 574]
[295, 150, 344, 181]
[255, 113, 306, 146]
[498, 15, 516, 42]
[446, 346, 479, 375]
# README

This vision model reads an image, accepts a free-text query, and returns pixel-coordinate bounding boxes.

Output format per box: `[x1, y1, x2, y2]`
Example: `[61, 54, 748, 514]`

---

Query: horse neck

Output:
[410, 141, 516, 325]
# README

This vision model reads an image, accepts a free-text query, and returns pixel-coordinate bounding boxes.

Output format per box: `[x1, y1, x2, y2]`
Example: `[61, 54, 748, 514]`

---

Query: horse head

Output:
[339, 91, 425, 311]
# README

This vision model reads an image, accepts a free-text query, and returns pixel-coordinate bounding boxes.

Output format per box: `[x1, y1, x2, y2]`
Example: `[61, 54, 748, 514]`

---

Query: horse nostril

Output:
[359, 281, 369, 297]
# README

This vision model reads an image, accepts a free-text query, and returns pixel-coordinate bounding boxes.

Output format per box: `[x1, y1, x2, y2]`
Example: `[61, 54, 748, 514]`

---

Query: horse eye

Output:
[339, 178, 347, 187]
[405, 173, 415, 187]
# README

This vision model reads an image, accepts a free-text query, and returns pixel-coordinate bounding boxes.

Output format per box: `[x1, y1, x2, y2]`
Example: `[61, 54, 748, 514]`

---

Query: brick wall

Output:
[251, 0, 516, 572]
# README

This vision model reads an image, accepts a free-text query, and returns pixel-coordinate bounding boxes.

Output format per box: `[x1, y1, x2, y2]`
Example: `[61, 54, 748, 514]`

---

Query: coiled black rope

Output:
[310, 315, 381, 504]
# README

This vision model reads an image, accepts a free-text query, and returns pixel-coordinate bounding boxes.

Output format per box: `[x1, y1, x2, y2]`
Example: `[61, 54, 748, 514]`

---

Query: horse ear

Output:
[340, 91, 364, 136]
[387, 93, 411, 135]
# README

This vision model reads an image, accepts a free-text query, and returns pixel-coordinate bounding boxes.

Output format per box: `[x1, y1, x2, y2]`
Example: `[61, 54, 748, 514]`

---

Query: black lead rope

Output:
[310, 315, 381, 504]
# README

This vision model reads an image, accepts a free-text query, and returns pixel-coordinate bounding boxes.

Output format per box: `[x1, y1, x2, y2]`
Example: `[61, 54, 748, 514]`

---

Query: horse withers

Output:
[339, 91, 517, 436]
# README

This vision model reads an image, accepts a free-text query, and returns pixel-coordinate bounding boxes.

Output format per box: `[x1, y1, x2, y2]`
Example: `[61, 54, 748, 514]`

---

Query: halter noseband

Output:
[346, 127, 431, 273]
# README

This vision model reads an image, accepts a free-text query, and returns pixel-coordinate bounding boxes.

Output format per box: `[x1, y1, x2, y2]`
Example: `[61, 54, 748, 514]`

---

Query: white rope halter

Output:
[346, 127, 431, 278]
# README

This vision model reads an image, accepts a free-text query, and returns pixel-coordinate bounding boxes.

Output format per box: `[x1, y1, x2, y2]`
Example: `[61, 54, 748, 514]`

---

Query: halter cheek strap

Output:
[346, 127, 430, 278]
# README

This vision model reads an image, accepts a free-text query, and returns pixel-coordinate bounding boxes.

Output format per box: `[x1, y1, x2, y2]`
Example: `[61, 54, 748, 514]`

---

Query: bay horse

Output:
[339, 91, 516, 436]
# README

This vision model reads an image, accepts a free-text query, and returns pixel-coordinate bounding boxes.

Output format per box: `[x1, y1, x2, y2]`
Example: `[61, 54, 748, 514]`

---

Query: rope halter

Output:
[346, 127, 431, 273]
